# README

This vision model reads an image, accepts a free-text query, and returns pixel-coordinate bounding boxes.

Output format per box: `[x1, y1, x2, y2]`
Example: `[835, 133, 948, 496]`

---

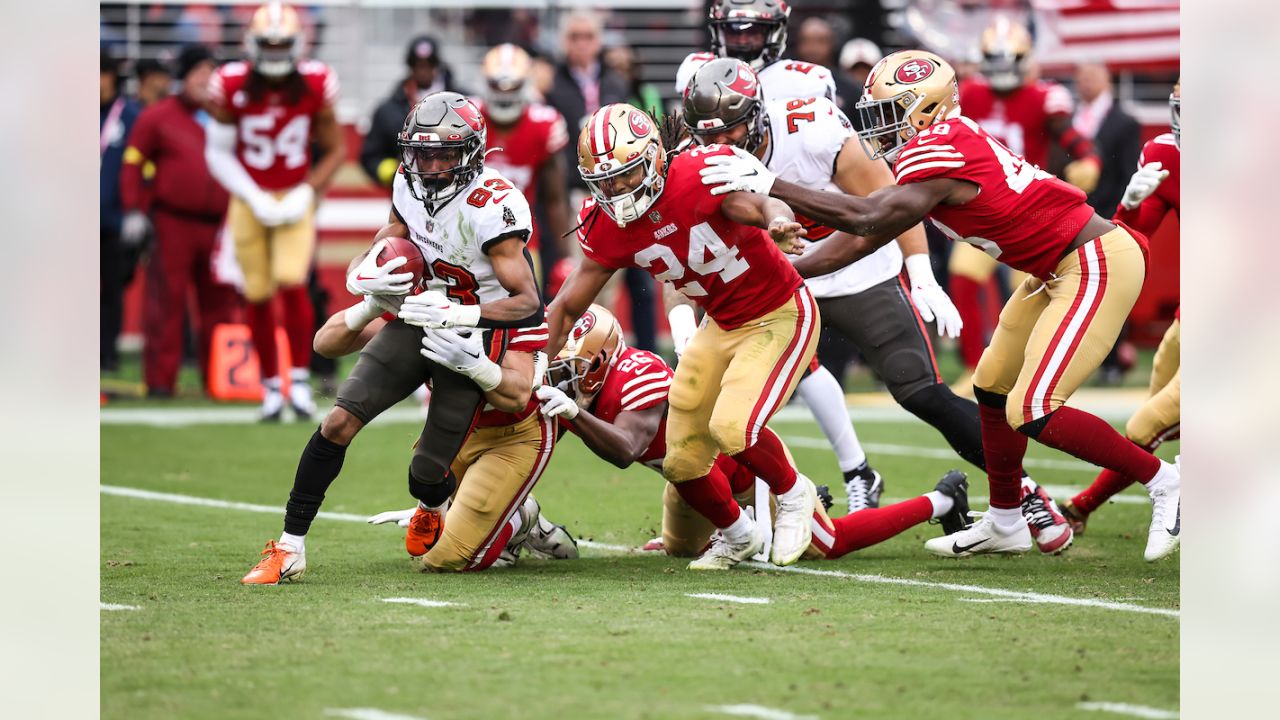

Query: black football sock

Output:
[283, 429, 348, 536]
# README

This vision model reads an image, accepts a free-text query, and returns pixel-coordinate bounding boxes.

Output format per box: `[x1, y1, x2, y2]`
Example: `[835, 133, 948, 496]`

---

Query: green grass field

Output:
[101, 406, 1178, 720]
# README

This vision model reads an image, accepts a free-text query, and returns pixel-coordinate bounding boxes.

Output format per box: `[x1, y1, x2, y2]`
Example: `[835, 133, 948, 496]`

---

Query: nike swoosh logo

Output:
[355, 274, 379, 281]
[459, 348, 480, 360]
[742, 170, 758, 177]
[493, 193, 510, 203]
[1167, 502, 1180, 536]
[952, 538, 989, 554]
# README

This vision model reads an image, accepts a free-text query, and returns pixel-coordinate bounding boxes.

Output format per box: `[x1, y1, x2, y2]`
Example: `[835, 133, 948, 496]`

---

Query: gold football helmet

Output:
[856, 50, 959, 161]
[577, 103, 667, 227]
[1170, 78, 1181, 148]
[482, 44, 533, 126]
[979, 17, 1033, 92]
[548, 304, 626, 409]
[245, 2, 305, 78]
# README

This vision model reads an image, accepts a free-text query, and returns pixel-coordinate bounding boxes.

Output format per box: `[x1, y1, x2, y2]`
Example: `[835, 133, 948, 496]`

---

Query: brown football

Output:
[375, 237, 426, 287]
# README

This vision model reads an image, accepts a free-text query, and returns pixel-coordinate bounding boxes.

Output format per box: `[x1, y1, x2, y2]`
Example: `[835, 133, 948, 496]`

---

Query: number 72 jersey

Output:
[576, 145, 803, 330]
[893, 115, 1102, 280]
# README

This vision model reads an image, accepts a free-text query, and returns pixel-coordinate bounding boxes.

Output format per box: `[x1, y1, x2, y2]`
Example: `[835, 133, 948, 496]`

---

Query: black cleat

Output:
[843, 464, 884, 514]
[932, 470, 971, 535]
[814, 484, 834, 512]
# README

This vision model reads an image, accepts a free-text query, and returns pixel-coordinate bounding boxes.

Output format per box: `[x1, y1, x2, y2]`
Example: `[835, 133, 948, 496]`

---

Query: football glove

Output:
[276, 184, 315, 225]
[245, 189, 287, 227]
[399, 291, 482, 329]
[699, 146, 777, 196]
[667, 303, 697, 359]
[1120, 162, 1170, 210]
[536, 385, 579, 420]
[420, 327, 502, 391]
[904, 254, 963, 338]
[346, 240, 415, 296]
[367, 507, 415, 527]
[120, 210, 151, 248]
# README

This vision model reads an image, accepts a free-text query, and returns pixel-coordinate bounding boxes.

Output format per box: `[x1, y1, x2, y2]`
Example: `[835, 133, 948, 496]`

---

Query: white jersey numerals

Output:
[985, 136, 1051, 194]
[240, 114, 310, 170]
[634, 222, 750, 299]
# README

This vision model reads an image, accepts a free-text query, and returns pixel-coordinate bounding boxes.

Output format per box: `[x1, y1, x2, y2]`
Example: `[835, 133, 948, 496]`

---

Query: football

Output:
[376, 236, 426, 288]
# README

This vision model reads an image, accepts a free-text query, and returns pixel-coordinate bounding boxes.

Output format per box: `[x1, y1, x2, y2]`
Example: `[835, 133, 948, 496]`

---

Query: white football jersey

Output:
[675, 52, 836, 103]
[392, 166, 533, 305]
[761, 97, 902, 298]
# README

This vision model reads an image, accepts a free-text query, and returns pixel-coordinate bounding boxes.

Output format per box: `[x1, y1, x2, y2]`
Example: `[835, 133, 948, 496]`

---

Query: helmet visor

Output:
[250, 36, 298, 76]
[580, 154, 658, 224]
[712, 21, 769, 62]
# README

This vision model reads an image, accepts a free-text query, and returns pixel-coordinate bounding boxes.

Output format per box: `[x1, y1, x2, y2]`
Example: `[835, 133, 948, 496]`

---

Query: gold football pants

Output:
[1126, 318, 1180, 447]
[227, 189, 316, 302]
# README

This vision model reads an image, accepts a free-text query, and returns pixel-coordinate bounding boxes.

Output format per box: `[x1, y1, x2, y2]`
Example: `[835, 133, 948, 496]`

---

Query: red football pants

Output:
[143, 209, 241, 393]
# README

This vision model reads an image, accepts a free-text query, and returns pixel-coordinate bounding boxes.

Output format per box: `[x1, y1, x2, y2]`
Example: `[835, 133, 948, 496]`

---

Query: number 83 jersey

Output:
[576, 145, 803, 329]
[392, 166, 533, 305]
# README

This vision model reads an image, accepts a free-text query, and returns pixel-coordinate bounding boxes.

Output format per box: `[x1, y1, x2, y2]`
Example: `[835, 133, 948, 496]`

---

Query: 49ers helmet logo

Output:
[894, 58, 935, 84]
[628, 110, 652, 138]
[571, 312, 597, 341]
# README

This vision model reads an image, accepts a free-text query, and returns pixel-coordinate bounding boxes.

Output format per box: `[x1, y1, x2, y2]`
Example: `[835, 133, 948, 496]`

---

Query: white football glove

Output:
[276, 184, 315, 224]
[904, 254, 963, 338]
[245, 189, 287, 227]
[120, 210, 151, 248]
[699, 146, 777, 196]
[1120, 162, 1169, 210]
[420, 327, 503, 391]
[667, 303, 697, 359]
[346, 240, 415, 296]
[532, 351, 548, 391]
[367, 507, 415, 527]
[399, 291, 482, 329]
[536, 385, 579, 420]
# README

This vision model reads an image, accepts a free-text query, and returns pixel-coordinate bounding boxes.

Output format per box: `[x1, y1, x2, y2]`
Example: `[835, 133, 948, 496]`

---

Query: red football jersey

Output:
[959, 76, 1073, 168]
[1114, 133, 1180, 237]
[567, 346, 673, 469]
[893, 115, 1098, 279]
[477, 101, 569, 253]
[577, 145, 803, 329]
[207, 59, 339, 191]
[473, 323, 551, 428]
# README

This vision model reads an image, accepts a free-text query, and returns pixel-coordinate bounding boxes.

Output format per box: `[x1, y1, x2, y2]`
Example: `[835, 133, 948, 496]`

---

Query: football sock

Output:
[900, 383, 987, 470]
[1072, 469, 1135, 514]
[673, 469, 741, 530]
[279, 532, 306, 552]
[470, 522, 514, 572]
[821, 496, 933, 559]
[283, 429, 348, 536]
[279, 285, 315, 370]
[731, 427, 798, 496]
[245, 300, 278, 377]
[1031, 407, 1161, 485]
[950, 275, 986, 370]
[1144, 460, 1178, 494]
[721, 512, 755, 546]
[796, 366, 866, 472]
[974, 390, 1025, 510]
[986, 505, 1024, 531]
[410, 469, 458, 508]
[924, 491, 954, 518]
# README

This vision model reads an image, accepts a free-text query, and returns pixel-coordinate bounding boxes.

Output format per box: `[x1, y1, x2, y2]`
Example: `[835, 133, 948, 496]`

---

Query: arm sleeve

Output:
[205, 120, 264, 201]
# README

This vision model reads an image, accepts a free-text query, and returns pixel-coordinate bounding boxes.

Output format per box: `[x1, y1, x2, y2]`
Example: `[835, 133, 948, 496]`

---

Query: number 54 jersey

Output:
[392, 166, 533, 305]
[576, 145, 803, 329]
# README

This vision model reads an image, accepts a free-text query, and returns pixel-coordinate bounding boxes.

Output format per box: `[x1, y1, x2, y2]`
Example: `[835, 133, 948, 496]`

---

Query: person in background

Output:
[360, 34, 468, 189]
[838, 37, 881, 95]
[792, 17, 861, 110]
[134, 58, 173, 107]
[603, 44, 661, 116]
[121, 45, 240, 398]
[1074, 63, 1141, 217]
[101, 50, 143, 373]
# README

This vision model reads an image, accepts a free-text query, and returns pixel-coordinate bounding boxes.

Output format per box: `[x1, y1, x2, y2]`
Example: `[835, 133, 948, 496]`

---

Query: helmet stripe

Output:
[591, 104, 614, 156]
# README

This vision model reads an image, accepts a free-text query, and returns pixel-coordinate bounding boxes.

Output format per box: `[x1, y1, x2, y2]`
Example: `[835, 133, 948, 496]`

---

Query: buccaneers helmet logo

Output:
[453, 101, 486, 132]
[726, 65, 758, 96]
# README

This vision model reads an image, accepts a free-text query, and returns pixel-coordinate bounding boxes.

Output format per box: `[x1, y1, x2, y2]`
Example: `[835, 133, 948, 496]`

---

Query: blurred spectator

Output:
[360, 35, 468, 188]
[1074, 62, 1141, 216]
[101, 50, 142, 373]
[134, 58, 173, 107]
[120, 45, 239, 397]
[838, 37, 881, 90]
[604, 44, 662, 116]
[793, 17, 861, 110]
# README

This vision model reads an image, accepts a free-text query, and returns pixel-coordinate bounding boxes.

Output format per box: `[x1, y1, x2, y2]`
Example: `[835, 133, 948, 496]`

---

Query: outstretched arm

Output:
[769, 178, 946, 241]
[563, 403, 665, 469]
[546, 256, 617, 357]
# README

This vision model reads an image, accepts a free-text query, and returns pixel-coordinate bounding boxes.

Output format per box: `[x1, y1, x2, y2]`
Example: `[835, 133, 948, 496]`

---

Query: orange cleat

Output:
[405, 501, 448, 557]
[241, 540, 306, 585]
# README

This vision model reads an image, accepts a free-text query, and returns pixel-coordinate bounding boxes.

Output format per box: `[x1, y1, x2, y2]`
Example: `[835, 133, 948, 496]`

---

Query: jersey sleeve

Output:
[476, 184, 534, 253]
[891, 122, 973, 185]
[616, 352, 674, 412]
[546, 112, 569, 155]
[300, 61, 340, 108]
[1042, 82, 1074, 117]
[681, 146, 732, 217]
[206, 63, 242, 115]
[675, 53, 714, 93]
[575, 198, 627, 270]
[506, 322, 550, 353]
[803, 98, 853, 170]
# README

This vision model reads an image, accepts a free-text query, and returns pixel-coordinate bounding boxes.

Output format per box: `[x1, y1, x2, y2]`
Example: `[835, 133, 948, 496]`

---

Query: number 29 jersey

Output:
[892, 115, 1099, 280]
[576, 145, 803, 330]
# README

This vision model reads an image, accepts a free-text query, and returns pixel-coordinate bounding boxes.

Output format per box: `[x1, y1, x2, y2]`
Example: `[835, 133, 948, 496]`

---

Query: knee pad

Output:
[881, 347, 936, 402]
[408, 462, 456, 506]
[708, 416, 748, 457]
[662, 450, 716, 484]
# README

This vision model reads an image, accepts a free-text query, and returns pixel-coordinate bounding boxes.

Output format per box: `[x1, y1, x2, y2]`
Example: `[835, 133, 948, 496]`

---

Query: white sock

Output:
[290, 367, 311, 384]
[721, 511, 754, 544]
[796, 367, 866, 472]
[279, 532, 306, 552]
[262, 376, 282, 392]
[507, 511, 524, 538]
[778, 473, 810, 502]
[1144, 459, 1178, 494]
[986, 505, 1023, 531]
[925, 491, 953, 518]
[418, 499, 448, 513]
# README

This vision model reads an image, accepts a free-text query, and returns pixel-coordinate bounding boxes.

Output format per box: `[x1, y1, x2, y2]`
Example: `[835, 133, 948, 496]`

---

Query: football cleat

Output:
[688, 520, 763, 571]
[843, 465, 883, 514]
[1058, 500, 1089, 535]
[525, 508, 580, 561]
[241, 539, 305, 585]
[260, 384, 285, 423]
[814, 484, 834, 513]
[924, 513, 1032, 558]
[289, 380, 315, 421]
[642, 537, 665, 552]
[1020, 480, 1073, 554]
[1143, 459, 1180, 562]
[406, 499, 449, 557]
[932, 470, 972, 536]
[770, 475, 817, 566]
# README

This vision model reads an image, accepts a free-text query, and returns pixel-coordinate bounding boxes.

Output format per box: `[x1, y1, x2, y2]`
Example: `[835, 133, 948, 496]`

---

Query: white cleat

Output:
[289, 380, 316, 421]
[688, 521, 763, 571]
[924, 513, 1032, 558]
[770, 475, 817, 566]
[526, 515, 580, 560]
[1143, 459, 1180, 562]
[260, 385, 285, 422]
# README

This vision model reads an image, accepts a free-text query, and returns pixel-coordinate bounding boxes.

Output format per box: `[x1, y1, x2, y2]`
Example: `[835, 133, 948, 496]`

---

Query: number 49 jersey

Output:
[893, 115, 1101, 280]
[392, 166, 534, 306]
[576, 145, 803, 330]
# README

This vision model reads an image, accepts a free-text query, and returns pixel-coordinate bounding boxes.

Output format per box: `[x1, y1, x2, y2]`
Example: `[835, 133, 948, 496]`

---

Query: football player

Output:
[673, 0, 835, 101]
[1061, 81, 1181, 538]
[547, 103, 823, 571]
[699, 51, 1180, 562]
[205, 2, 347, 420]
[537, 305, 972, 561]
[475, 44, 573, 281]
[948, 18, 1103, 389]
[240, 92, 548, 583]
[680, 59, 1072, 553]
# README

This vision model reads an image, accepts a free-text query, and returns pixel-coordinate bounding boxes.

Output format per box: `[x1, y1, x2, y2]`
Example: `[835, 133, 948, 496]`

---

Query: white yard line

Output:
[100, 603, 141, 611]
[381, 598, 462, 608]
[1077, 701, 1179, 719]
[101, 485, 369, 522]
[324, 708, 428, 720]
[686, 593, 771, 605]
[705, 704, 818, 720]
[781, 435, 1093, 472]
